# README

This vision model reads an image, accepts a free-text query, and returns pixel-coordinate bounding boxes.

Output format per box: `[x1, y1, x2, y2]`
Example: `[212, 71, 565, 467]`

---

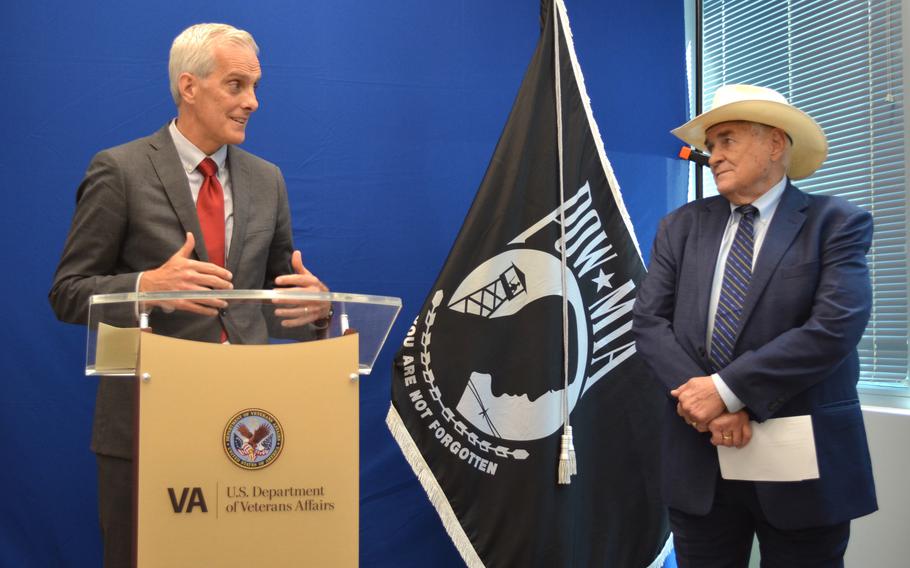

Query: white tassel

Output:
[566, 425, 577, 476]
[558, 426, 576, 484]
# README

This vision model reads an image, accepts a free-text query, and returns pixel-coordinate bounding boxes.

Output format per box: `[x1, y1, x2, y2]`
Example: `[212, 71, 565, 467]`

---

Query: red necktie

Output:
[196, 158, 225, 267]
[196, 158, 228, 342]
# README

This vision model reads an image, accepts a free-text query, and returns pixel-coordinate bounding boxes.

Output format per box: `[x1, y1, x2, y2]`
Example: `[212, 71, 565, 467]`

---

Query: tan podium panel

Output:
[134, 332, 359, 568]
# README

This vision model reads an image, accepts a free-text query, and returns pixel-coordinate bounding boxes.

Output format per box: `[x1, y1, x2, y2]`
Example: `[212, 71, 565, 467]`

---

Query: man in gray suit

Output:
[49, 23, 326, 566]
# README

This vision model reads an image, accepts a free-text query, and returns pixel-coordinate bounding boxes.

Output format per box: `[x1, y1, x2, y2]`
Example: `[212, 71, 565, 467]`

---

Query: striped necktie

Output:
[710, 204, 758, 370]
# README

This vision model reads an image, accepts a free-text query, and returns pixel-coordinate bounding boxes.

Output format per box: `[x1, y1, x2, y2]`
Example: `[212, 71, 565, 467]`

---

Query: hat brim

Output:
[671, 100, 828, 179]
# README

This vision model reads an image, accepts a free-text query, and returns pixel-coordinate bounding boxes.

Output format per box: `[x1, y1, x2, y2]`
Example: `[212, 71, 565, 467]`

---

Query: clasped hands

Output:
[139, 233, 330, 327]
[671, 376, 752, 448]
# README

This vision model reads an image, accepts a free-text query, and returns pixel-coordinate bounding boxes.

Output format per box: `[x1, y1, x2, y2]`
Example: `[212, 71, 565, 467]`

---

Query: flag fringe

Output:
[389, 405, 671, 568]
[553, 0, 644, 261]
[647, 533, 675, 568]
[386, 404, 485, 568]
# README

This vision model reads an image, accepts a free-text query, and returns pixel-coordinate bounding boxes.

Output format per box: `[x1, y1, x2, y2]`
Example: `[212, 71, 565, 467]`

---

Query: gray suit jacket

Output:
[50, 124, 296, 458]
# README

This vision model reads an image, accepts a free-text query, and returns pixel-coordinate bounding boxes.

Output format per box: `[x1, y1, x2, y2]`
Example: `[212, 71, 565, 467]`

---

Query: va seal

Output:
[223, 408, 284, 470]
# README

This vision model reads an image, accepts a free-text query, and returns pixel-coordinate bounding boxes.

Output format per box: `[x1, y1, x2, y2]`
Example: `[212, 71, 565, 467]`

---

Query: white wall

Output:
[746, 406, 909, 568]
[849, 0, 910, 562]
[844, 406, 910, 566]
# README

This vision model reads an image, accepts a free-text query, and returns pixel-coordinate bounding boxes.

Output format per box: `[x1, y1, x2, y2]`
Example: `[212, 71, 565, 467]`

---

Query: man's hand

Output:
[140, 233, 232, 316]
[273, 250, 331, 327]
[671, 375, 726, 431]
[707, 410, 752, 448]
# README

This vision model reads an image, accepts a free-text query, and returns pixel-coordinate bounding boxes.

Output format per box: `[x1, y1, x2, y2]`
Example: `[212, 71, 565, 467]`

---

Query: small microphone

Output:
[678, 146, 709, 167]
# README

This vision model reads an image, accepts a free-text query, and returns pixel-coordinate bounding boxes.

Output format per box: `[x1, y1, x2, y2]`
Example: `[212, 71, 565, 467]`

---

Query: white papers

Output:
[94, 322, 140, 373]
[718, 415, 819, 482]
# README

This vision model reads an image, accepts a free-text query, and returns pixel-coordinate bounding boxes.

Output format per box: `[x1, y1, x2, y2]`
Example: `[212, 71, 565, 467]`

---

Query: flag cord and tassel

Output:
[554, 0, 576, 486]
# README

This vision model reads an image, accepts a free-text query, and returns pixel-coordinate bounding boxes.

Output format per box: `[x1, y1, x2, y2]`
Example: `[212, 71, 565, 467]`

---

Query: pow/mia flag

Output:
[387, 1, 671, 566]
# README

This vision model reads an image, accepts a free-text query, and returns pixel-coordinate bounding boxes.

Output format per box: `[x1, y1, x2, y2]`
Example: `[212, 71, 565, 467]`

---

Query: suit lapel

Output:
[738, 183, 808, 333]
[226, 145, 251, 274]
[147, 125, 209, 261]
[695, 197, 731, 343]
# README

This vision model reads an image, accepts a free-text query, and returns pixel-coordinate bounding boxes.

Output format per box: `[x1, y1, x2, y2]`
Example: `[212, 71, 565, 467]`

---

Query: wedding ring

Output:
[722, 432, 733, 440]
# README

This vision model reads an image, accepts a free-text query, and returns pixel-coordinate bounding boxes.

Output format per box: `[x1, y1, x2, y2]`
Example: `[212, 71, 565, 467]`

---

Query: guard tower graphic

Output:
[448, 263, 527, 318]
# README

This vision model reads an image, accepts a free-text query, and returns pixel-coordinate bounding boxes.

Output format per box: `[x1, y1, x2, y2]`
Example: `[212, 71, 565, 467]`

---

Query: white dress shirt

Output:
[168, 119, 234, 257]
[136, 120, 234, 294]
[708, 176, 788, 412]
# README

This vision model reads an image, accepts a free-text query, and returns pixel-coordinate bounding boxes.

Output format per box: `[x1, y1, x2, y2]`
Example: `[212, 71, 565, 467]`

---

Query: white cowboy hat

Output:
[671, 84, 827, 179]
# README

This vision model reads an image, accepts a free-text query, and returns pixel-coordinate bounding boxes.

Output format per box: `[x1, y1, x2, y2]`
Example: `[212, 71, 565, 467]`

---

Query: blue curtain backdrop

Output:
[0, 1, 687, 565]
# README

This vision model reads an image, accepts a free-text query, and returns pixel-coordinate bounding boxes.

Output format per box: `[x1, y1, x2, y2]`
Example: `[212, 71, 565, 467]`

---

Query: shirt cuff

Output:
[712, 373, 745, 413]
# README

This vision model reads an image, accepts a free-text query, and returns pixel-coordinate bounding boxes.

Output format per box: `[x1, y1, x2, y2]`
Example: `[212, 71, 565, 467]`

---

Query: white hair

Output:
[168, 23, 259, 106]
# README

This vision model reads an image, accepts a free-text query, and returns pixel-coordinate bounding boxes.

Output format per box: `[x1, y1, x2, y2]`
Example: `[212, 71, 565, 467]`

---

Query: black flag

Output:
[387, 2, 671, 565]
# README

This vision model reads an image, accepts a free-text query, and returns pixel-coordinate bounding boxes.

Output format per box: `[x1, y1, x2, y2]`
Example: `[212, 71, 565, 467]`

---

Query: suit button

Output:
[219, 308, 228, 317]
[698, 347, 706, 356]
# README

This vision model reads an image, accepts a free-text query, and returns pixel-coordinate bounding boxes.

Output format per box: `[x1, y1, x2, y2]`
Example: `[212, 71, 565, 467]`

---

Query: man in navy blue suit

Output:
[633, 84, 877, 567]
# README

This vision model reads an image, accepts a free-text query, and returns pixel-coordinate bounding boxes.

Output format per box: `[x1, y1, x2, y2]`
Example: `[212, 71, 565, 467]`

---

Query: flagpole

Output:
[553, 0, 577, 485]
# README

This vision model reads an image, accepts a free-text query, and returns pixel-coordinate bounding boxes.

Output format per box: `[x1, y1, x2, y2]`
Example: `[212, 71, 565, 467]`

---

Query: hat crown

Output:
[672, 83, 827, 179]
[711, 84, 789, 111]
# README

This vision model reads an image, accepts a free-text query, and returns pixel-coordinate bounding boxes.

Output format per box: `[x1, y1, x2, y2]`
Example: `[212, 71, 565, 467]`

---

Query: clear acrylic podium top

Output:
[86, 290, 401, 377]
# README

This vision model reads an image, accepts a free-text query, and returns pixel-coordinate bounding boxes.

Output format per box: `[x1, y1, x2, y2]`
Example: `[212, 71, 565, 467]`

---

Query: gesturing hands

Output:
[140, 232, 232, 316]
[139, 238, 330, 327]
[272, 250, 331, 328]
[671, 375, 752, 448]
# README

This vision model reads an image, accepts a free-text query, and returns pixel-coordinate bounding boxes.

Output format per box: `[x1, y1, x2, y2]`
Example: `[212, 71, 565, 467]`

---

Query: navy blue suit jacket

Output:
[632, 182, 877, 530]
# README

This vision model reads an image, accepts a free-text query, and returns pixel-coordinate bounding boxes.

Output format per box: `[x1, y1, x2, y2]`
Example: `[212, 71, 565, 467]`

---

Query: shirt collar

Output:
[730, 175, 787, 220]
[168, 119, 228, 175]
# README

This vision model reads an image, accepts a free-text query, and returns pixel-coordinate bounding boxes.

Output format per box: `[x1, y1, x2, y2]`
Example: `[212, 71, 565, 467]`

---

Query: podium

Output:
[86, 290, 400, 568]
